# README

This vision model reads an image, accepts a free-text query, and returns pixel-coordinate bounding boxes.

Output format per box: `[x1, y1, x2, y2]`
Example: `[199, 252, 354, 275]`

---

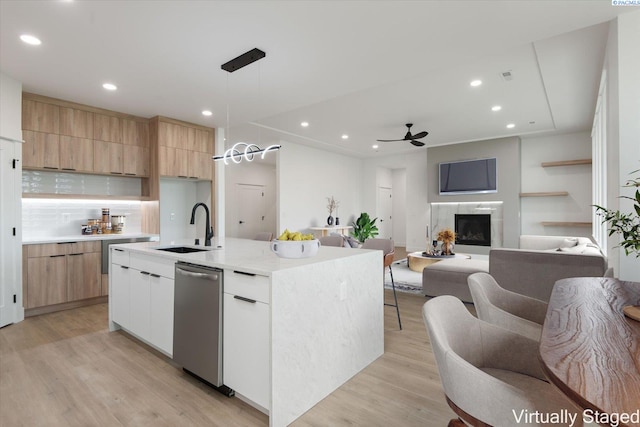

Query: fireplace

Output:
[455, 214, 491, 246]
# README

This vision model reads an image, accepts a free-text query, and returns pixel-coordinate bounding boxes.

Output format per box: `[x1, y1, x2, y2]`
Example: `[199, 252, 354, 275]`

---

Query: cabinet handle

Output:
[178, 175, 188, 179]
[149, 273, 160, 278]
[114, 248, 124, 252]
[49, 254, 65, 258]
[124, 173, 136, 176]
[61, 168, 76, 171]
[189, 176, 198, 179]
[140, 271, 150, 275]
[43, 166, 58, 170]
[233, 270, 256, 277]
[56, 242, 74, 245]
[69, 253, 82, 256]
[233, 295, 256, 304]
[120, 265, 129, 269]
[111, 172, 123, 175]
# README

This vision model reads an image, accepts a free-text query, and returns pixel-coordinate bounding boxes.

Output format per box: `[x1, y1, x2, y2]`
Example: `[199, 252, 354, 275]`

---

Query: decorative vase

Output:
[327, 215, 334, 226]
[442, 241, 454, 255]
[335, 217, 340, 226]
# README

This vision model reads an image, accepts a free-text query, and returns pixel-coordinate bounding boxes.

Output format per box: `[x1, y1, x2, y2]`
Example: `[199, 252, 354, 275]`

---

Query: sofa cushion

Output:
[426, 258, 490, 274]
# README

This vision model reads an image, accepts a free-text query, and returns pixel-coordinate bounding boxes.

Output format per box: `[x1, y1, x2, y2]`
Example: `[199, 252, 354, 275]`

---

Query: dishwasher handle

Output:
[176, 265, 219, 281]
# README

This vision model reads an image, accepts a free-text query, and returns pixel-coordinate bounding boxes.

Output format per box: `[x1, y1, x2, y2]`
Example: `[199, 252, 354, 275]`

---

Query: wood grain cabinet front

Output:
[24, 241, 102, 310]
[59, 136, 94, 172]
[22, 130, 60, 170]
[60, 107, 94, 138]
[22, 99, 60, 134]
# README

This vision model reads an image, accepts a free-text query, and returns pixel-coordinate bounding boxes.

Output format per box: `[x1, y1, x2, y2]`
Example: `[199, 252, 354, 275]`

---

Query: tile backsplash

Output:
[22, 199, 142, 240]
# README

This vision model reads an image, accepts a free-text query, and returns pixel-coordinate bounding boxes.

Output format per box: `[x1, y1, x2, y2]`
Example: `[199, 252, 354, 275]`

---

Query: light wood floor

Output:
[0, 290, 461, 426]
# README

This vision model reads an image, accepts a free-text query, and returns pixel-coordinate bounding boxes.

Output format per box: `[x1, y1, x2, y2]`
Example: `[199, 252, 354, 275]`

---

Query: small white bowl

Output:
[270, 239, 320, 259]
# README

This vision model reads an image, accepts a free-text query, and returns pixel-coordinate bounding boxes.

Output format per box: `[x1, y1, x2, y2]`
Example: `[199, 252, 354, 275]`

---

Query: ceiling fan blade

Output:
[409, 140, 425, 147]
[376, 138, 405, 142]
[411, 131, 429, 140]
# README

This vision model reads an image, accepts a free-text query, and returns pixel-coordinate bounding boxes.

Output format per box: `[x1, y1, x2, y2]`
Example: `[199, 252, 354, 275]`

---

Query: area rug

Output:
[384, 258, 423, 294]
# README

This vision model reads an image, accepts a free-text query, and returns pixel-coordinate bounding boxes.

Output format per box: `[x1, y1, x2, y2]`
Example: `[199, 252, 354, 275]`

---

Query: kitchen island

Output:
[108, 237, 383, 427]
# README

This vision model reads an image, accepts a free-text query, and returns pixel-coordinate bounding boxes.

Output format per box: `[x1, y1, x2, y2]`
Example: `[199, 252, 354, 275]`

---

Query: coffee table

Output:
[407, 252, 471, 273]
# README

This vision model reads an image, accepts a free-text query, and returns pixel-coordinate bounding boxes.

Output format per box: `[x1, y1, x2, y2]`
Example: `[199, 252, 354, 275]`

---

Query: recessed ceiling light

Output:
[470, 80, 482, 87]
[202, 110, 213, 116]
[20, 34, 41, 45]
[341, 134, 349, 140]
[506, 123, 515, 129]
[491, 105, 502, 112]
[102, 83, 117, 91]
[300, 121, 309, 127]
[372, 144, 379, 149]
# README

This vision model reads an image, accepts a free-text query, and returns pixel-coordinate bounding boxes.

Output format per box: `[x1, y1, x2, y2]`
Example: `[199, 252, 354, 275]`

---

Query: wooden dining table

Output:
[539, 277, 640, 427]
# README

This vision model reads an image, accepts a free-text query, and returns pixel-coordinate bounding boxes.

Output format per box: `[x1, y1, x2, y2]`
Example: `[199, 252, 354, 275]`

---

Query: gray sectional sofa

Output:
[422, 235, 608, 303]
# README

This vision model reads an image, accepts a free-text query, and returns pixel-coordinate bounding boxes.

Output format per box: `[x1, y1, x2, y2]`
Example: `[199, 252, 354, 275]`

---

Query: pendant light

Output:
[213, 48, 281, 164]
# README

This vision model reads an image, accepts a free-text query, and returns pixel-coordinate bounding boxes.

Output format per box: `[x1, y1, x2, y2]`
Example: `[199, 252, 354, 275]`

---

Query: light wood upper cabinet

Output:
[22, 99, 59, 134]
[60, 107, 93, 138]
[94, 113, 122, 143]
[195, 128, 214, 153]
[93, 141, 123, 174]
[158, 121, 183, 148]
[159, 146, 189, 177]
[60, 136, 94, 172]
[22, 130, 60, 170]
[123, 119, 149, 147]
[123, 145, 149, 176]
[189, 150, 213, 180]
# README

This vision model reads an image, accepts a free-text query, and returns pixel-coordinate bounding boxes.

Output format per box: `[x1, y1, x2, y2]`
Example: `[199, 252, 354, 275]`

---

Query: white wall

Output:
[520, 132, 592, 237]
[615, 11, 640, 281]
[363, 151, 429, 252]
[600, 11, 640, 281]
[392, 169, 407, 246]
[277, 141, 363, 235]
[224, 160, 277, 238]
[159, 179, 211, 243]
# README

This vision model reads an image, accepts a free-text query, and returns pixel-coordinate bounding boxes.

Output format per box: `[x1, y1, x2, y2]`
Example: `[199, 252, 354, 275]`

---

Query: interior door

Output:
[377, 187, 393, 240]
[237, 184, 266, 239]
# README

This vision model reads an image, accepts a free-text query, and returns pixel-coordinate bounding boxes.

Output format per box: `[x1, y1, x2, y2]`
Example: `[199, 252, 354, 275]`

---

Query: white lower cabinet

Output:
[223, 270, 270, 410]
[110, 249, 175, 356]
[110, 264, 130, 327]
[150, 274, 174, 355]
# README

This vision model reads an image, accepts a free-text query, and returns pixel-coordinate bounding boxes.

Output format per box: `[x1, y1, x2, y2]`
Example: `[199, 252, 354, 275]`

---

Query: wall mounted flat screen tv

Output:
[439, 158, 497, 195]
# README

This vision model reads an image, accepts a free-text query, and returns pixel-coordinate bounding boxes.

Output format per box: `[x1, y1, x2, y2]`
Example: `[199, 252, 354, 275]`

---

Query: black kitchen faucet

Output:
[190, 203, 214, 246]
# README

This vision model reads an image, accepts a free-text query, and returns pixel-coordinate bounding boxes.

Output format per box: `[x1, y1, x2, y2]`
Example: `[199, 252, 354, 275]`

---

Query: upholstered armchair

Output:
[422, 296, 581, 426]
[468, 272, 547, 341]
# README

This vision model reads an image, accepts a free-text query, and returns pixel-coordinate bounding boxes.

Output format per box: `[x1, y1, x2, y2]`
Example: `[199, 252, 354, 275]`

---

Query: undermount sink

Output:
[155, 246, 210, 254]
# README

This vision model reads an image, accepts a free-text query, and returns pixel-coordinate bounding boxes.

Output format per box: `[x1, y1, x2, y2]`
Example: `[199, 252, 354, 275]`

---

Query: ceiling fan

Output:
[377, 123, 429, 147]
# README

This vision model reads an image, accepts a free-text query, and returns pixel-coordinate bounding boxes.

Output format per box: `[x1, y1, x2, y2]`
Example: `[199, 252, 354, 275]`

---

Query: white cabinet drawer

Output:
[111, 247, 129, 266]
[130, 252, 175, 279]
[224, 269, 270, 304]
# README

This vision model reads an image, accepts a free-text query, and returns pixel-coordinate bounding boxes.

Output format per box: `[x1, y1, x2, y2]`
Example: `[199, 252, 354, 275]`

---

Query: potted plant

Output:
[594, 167, 640, 257]
[351, 212, 379, 243]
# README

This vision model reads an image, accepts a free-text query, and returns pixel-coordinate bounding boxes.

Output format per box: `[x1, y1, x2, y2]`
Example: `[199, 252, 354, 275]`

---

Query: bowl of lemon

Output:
[270, 229, 320, 259]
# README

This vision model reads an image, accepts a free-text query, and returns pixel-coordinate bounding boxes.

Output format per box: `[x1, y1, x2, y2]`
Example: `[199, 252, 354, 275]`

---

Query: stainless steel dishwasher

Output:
[174, 262, 232, 395]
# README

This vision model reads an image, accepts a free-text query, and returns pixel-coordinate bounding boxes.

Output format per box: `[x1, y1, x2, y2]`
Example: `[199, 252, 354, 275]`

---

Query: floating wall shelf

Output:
[520, 191, 569, 197]
[541, 159, 592, 168]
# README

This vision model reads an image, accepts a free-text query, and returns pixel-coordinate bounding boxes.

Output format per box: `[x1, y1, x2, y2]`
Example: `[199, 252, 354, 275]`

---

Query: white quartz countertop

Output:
[111, 237, 374, 276]
[23, 234, 159, 245]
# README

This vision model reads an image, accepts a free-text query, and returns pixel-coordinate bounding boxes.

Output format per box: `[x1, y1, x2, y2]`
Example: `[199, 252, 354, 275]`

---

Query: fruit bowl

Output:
[270, 239, 320, 259]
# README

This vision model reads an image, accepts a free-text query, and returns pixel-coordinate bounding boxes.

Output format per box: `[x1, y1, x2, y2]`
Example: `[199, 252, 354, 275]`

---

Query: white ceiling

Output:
[0, 1, 630, 159]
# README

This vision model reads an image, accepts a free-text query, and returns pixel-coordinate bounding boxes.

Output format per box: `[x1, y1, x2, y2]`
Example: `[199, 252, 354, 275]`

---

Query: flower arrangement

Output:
[326, 196, 340, 215]
[436, 228, 456, 243]
[436, 227, 456, 255]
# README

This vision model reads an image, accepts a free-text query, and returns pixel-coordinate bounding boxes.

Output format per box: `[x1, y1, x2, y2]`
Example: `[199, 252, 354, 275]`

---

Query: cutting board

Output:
[623, 305, 640, 322]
